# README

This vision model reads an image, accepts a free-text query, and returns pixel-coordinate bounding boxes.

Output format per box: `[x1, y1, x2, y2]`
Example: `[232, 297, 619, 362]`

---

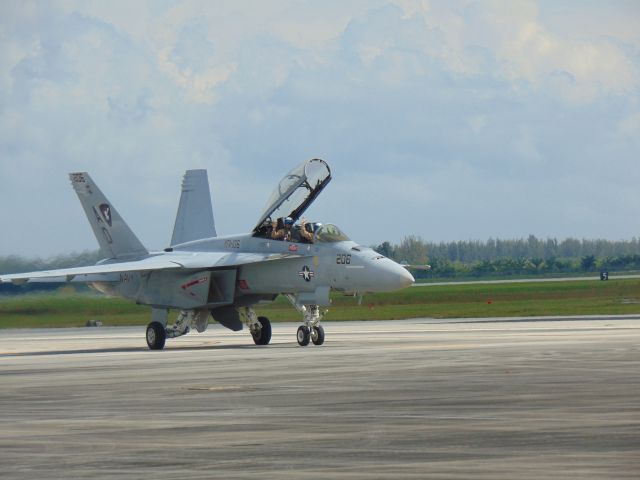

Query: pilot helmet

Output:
[313, 222, 322, 232]
[284, 217, 294, 226]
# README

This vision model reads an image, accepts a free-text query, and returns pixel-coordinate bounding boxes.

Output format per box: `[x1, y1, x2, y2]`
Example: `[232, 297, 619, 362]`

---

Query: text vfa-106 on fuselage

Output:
[0, 159, 414, 349]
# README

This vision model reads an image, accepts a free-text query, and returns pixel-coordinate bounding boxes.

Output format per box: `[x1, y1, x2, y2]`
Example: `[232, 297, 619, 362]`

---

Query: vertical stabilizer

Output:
[171, 169, 216, 246]
[69, 172, 148, 259]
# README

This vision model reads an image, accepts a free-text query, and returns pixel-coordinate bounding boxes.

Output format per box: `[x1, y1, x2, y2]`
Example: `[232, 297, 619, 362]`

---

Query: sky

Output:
[1, 0, 639, 257]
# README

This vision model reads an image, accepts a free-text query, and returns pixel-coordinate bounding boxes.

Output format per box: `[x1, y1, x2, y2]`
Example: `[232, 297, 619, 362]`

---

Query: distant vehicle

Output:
[1, 159, 414, 349]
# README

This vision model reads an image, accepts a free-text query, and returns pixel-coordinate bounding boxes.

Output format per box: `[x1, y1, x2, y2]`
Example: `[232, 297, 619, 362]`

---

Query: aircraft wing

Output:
[0, 251, 308, 285]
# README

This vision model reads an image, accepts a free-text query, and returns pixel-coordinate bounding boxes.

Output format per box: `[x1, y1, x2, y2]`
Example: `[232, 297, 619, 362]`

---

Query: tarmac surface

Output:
[1, 317, 639, 479]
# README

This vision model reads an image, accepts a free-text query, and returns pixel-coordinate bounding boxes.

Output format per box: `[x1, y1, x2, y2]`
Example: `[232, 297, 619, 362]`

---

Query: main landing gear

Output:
[146, 309, 209, 350]
[243, 307, 272, 346]
[146, 321, 166, 350]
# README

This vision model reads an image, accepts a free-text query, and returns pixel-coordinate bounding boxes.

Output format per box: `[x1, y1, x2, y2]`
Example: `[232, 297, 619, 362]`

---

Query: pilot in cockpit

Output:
[299, 218, 314, 243]
[271, 217, 293, 241]
[270, 216, 316, 243]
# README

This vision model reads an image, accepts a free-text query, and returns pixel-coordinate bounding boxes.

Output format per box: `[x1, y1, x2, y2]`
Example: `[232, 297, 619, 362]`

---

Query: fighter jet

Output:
[0, 158, 414, 349]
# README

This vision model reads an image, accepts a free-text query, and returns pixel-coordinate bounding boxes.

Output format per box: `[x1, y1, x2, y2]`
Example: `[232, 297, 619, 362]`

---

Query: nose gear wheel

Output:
[311, 325, 325, 345]
[297, 325, 311, 346]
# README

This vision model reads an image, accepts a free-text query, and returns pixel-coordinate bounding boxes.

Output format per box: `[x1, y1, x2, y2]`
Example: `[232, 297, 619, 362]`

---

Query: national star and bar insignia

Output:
[298, 266, 315, 282]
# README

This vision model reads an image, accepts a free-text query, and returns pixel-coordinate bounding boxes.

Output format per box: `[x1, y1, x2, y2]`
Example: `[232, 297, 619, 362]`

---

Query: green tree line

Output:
[2, 235, 640, 288]
[374, 235, 640, 279]
[0, 251, 101, 294]
[0, 251, 101, 275]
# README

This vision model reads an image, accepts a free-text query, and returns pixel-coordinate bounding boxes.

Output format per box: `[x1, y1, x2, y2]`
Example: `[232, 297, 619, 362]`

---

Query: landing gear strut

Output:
[243, 307, 272, 345]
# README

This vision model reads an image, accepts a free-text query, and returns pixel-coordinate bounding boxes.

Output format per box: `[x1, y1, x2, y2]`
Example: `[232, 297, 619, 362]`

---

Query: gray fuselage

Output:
[90, 226, 414, 311]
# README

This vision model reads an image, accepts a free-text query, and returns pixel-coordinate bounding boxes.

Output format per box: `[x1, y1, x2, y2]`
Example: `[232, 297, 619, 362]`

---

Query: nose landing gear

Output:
[287, 297, 326, 347]
[299, 323, 324, 346]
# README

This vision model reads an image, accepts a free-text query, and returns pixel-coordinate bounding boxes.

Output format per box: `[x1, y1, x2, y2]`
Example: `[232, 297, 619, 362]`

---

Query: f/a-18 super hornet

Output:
[0, 159, 414, 349]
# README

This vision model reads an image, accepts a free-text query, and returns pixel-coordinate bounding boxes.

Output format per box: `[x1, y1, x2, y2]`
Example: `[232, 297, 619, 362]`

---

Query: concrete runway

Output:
[1, 317, 639, 479]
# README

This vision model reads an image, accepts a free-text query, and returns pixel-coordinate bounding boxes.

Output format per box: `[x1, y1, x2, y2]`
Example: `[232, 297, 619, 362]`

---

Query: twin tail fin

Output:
[69, 172, 148, 259]
[170, 169, 216, 246]
[69, 169, 216, 258]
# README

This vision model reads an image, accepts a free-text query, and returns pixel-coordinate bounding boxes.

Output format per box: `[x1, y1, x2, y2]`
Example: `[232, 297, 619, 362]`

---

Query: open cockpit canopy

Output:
[253, 158, 331, 232]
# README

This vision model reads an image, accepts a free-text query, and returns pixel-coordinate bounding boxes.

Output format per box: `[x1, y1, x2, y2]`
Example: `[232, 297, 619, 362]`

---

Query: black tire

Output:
[146, 322, 166, 350]
[252, 316, 272, 345]
[311, 325, 325, 346]
[297, 325, 311, 346]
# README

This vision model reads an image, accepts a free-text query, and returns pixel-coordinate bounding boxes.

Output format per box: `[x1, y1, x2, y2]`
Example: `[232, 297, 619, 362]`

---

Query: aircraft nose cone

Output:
[377, 258, 415, 291]
[400, 267, 415, 288]
[393, 263, 415, 289]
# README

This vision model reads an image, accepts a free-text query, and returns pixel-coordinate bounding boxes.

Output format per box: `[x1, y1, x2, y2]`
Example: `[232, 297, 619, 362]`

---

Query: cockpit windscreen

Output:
[315, 224, 350, 243]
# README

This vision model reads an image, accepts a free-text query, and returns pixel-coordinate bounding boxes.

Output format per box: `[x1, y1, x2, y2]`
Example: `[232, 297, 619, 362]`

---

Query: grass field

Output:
[1, 278, 640, 329]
